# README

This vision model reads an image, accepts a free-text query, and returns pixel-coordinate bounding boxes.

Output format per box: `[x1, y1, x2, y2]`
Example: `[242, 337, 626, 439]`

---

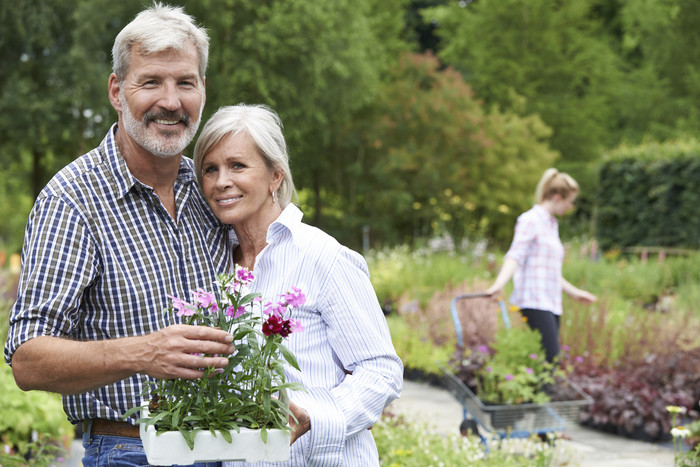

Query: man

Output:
[4, 4, 231, 465]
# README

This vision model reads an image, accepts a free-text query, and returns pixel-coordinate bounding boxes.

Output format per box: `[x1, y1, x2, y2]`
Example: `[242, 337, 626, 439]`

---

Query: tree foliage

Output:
[350, 53, 558, 247]
[3, 0, 700, 253]
[424, 0, 625, 166]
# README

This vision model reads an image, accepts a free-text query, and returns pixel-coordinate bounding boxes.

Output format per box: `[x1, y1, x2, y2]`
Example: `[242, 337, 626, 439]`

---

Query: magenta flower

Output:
[526, 367, 533, 374]
[561, 344, 570, 352]
[236, 268, 254, 284]
[529, 353, 538, 360]
[575, 356, 584, 363]
[477, 345, 488, 354]
[486, 366, 492, 373]
[505, 374, 514, 381]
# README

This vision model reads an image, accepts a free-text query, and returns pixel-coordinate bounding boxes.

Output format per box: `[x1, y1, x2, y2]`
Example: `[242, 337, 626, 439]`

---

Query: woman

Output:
[486, 168, 597, 363]
[193, 104, 403, 466]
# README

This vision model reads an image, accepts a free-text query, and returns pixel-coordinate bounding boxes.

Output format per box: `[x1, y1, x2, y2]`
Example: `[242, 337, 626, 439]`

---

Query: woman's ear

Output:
[272, 170, 284, 191]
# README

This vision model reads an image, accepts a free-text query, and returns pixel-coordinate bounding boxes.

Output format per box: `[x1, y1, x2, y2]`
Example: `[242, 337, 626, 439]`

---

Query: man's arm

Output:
[11, 324, 234, 395]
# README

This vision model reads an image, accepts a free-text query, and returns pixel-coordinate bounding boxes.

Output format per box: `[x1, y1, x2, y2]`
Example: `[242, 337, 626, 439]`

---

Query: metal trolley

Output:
[442, 293, 592, 439]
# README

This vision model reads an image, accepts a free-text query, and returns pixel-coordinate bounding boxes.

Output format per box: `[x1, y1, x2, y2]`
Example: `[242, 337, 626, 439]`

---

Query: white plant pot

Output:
[140, 409, 291, 465]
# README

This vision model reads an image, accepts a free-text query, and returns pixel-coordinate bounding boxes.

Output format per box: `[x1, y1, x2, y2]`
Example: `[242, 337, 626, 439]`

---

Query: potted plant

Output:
[124, 268, 305, 464]
[475, 326, 562, 406]
[445, 324, 591, 432]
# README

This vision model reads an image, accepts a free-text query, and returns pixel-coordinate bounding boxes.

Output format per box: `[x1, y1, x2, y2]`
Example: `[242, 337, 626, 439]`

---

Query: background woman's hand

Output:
[572, 289, 597, 305]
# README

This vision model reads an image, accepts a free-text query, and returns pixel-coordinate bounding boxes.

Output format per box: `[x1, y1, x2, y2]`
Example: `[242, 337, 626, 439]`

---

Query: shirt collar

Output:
[227, 204, 303, 248]
[533, 203, 557, 226]
[102, 123, 196, 200]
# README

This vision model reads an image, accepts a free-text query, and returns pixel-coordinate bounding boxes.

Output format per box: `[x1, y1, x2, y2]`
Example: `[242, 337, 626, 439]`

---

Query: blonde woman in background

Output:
[486, 168, 597, 362]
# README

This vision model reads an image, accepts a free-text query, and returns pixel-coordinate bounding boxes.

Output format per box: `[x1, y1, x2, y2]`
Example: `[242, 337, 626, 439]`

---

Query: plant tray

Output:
[440, 367, 593, 433]
[140, 409, 291, 465]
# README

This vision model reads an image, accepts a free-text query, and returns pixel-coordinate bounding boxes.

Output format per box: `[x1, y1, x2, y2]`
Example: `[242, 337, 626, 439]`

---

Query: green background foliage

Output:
[597, 141, 700, 250]
[2, 0, 700, 252]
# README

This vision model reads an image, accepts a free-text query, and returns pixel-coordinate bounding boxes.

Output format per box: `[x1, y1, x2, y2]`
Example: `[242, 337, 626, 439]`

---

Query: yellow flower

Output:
[666, 405, 687, 415]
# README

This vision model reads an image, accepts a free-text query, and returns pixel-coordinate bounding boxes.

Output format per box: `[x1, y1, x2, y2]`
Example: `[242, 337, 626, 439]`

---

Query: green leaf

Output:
[279, 344, 301, 370]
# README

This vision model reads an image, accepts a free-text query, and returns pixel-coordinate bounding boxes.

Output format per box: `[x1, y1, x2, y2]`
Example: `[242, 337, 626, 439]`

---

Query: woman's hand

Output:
[288, 400, 311, 445]
[562, 278, 597, 305]
[571, 289, 597, 305]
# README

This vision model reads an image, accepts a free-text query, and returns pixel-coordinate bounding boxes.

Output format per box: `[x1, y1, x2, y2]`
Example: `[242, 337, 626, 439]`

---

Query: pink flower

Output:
[289, 319, 304, 334]
[169, 295, 195, 317]
[263, 301, 285, 317]
[561, 344, 570, 352]
[225, 305, 247, 318]
[191, 289, 218, 312]
[477, 345, 488, 354]
[281, 287, 306, 308]
[236, 267, 255, 284]
[529, 353, 539, 360]
[526, 367, 533, 374]
[505, 374, 514, 381]
[575, 356, 584, 363]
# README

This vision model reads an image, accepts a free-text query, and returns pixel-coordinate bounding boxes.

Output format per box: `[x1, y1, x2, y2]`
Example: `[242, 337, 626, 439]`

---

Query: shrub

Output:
[570, 348, 700, 442]
[375, 410, 564, 466]
[0, 365, 73, 464]
[1, 268, 74, 465]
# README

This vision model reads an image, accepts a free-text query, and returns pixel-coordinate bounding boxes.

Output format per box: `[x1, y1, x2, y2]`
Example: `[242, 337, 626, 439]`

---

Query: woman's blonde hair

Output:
[534, 168, 579, 203]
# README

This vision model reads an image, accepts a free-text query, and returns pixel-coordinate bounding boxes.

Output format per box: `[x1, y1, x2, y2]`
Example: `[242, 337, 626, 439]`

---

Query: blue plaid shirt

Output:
[4, 123, 230, 424]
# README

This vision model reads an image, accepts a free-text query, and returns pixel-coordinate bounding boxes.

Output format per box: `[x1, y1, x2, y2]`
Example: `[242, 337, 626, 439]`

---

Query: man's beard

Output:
[120, 91, 202, 158]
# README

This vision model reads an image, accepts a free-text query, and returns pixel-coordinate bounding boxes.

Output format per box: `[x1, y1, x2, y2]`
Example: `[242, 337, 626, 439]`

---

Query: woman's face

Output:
[201, 132, 281, 229]
[552, 193, 577, 216]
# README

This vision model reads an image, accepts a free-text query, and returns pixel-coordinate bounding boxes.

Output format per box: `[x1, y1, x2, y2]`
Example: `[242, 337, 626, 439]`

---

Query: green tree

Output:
[424, 0, 625, 167]
[354, 53, 558, 247]
[0, 0, 139, 251]
[619, 0, 700, 139]
[192, 0, 411, 232]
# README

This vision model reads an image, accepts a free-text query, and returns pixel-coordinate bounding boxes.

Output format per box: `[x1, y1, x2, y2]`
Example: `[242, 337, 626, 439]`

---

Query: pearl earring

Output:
[272, 190, 278, 204]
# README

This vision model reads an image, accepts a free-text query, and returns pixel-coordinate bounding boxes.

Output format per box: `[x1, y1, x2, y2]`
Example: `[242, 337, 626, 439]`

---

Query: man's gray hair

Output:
[112, 2, 209, 81]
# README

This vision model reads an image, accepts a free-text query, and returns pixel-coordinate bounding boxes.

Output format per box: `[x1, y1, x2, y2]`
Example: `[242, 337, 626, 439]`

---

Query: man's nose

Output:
[157, 82, 182, 111]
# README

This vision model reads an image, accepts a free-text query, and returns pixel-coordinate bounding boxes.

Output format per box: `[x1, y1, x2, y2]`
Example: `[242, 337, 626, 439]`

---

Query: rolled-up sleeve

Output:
[4, 195, 97, 365]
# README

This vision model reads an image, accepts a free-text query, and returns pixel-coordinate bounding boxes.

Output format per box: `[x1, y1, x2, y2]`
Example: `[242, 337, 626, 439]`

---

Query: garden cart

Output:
[441, 293, 592, 441]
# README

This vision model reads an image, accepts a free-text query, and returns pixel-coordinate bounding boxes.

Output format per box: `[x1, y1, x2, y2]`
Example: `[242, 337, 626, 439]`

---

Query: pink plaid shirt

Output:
[505, 204, 565, 315]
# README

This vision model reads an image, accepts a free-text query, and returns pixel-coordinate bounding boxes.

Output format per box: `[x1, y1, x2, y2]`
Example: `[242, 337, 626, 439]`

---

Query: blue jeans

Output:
[82, 432, 221, 467]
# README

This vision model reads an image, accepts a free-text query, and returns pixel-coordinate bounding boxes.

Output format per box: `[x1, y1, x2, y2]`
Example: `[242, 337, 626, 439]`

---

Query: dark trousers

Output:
[520, 308, 560, 363]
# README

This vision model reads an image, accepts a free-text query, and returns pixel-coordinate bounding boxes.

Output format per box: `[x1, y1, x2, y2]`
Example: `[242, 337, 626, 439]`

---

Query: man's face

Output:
[115, 44, 205, 158]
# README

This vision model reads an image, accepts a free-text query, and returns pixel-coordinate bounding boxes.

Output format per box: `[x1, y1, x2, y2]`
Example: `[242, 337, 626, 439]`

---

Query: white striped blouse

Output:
[225, 204, 403, 467]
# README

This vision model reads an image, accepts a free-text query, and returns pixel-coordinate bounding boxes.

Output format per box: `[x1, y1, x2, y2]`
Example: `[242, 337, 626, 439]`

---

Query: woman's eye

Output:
[203, 166, 218, 175]
[230, 162, 245, 170]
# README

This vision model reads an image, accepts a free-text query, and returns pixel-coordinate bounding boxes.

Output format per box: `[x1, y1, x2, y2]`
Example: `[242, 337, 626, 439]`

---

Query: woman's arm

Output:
[562, 278, 597, 304]
[486, 256, 519, 297]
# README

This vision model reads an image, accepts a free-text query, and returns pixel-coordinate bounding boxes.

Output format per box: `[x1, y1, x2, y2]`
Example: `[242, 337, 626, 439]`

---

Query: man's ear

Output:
[108, 74, 122, 112]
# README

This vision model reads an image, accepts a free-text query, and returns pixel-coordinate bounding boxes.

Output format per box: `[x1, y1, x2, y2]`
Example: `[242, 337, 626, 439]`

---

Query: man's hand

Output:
[11, 325, 234, 394]
[288, 400, 310, 445]
[139, 324, 234, 380]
